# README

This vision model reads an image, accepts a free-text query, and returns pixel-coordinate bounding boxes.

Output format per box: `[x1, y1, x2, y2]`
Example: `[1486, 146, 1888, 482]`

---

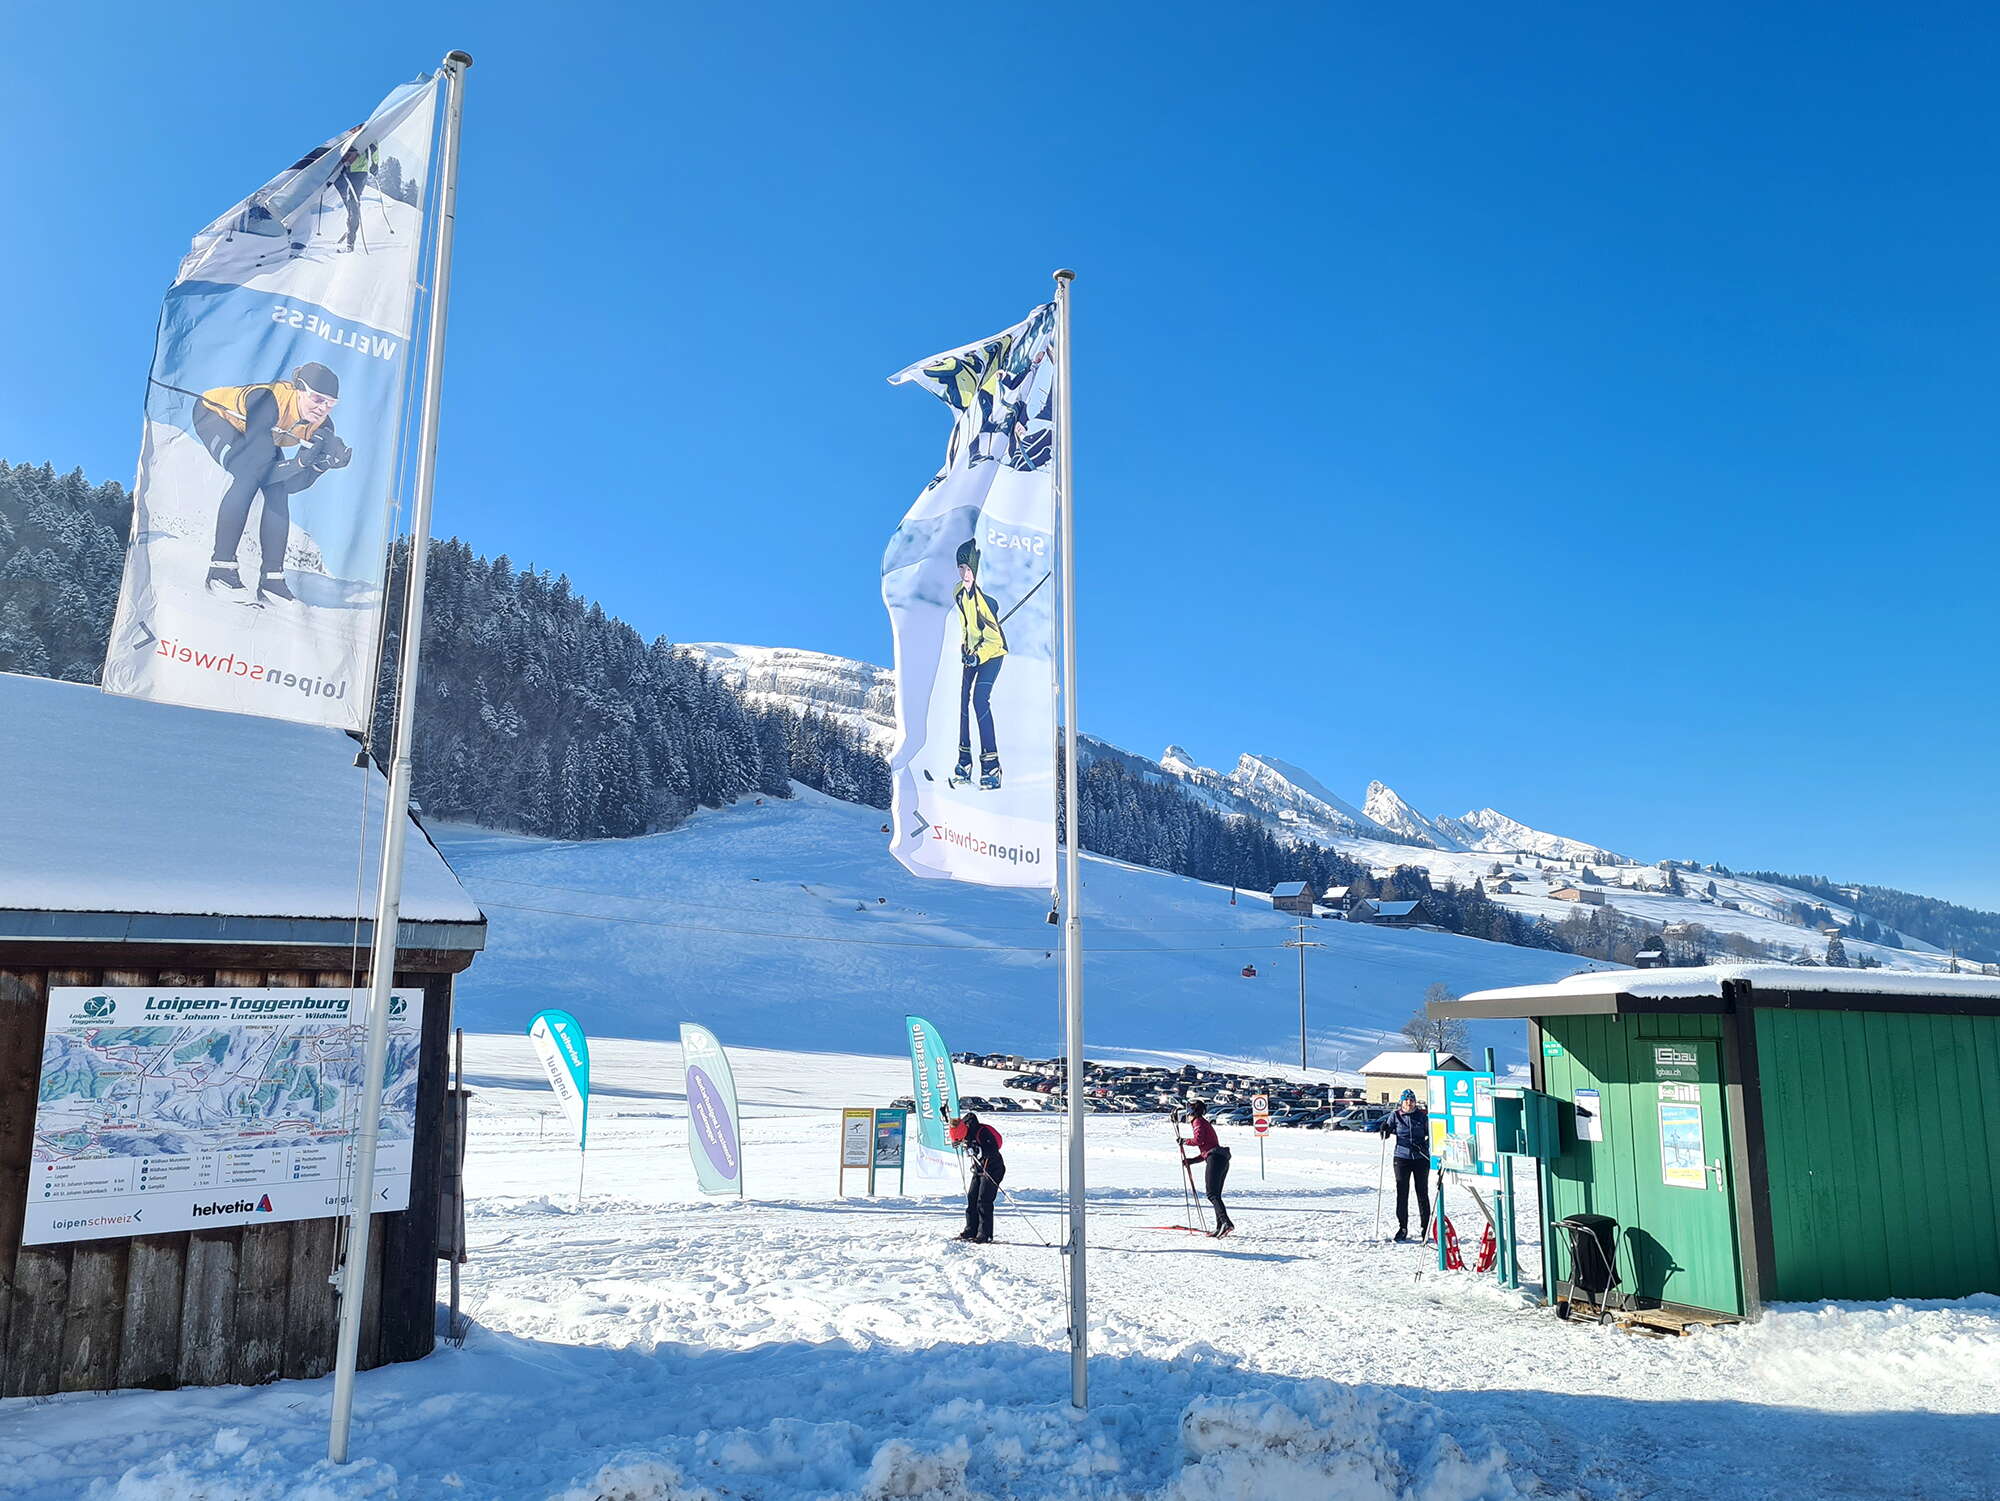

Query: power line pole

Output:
[1284, 919, 1325, 1071]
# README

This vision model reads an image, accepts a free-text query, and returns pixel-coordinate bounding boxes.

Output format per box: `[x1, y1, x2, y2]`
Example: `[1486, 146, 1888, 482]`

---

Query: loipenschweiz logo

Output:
[389, 996, 407, 1016]
[81, 995, 114, 1018]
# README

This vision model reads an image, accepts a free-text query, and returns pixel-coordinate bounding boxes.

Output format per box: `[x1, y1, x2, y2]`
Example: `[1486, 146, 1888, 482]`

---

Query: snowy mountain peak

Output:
[1160, 744, 1204, 775]
[1439, 807, 1629, 865]
[1361, 781, 1470, 852]
[1229, 754, 1396, 841]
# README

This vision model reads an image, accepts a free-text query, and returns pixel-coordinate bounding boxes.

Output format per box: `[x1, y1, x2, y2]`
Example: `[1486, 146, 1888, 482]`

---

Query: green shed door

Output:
[1628, 1038, 1742, 1315]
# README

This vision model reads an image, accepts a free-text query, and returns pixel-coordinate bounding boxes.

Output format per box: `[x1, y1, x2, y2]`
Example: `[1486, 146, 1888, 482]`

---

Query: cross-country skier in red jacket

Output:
[1181, 1100, 1235, 1236]
[949, 1111, 1006, 1243]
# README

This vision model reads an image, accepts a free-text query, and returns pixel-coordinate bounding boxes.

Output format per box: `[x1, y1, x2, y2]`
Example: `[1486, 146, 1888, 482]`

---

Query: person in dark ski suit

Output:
[1379, 1089, 1432, 1242]
[334, 132, 379, 252]
[951, 1110, 1006, 1243]
[1181, 1100, 1235, 1236]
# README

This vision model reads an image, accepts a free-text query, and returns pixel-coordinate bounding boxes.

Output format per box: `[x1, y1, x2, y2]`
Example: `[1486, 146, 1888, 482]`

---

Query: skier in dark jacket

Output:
[1378, 1089, 1432, 1242]
[1181, 1100, 1235, 1236]
[950, 1110, 1006, 1243]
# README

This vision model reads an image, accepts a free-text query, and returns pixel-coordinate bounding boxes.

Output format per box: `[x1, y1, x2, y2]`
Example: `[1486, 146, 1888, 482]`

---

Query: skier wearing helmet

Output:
[193, 361, 352, 605]
[948, 538, 1006, 791]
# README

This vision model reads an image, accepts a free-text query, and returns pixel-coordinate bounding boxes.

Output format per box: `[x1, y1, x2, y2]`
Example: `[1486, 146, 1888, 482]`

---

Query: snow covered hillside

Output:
[435, 787, 1601, 1071]
[693, 642, 898, 754]
[682, 643, 1962, 973]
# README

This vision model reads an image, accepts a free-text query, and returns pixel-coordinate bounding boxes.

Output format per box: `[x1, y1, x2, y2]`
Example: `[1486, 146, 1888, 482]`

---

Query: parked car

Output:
[1332, 1106, 1390, 1131]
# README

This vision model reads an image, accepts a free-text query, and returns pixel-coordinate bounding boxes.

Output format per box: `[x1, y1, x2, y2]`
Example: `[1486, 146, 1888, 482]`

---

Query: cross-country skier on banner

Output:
[948, 1109, 1006, 1243]
[1181, 1100, 1236, 1237]
[192, 361, 352, 605]
[948, 539, 1007, 791]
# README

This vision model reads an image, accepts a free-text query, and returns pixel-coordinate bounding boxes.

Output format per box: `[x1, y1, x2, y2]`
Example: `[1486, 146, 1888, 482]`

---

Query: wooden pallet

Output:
[1555, 1300, 1739, 1338]
[1616, 1306, 1740, 1338]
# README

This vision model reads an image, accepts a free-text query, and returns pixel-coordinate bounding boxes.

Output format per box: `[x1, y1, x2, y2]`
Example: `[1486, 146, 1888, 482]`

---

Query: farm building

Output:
[1435, 964, 2000, 1318]
[1270, 881, 1317, 916]
[0, 672, 485, 1397]
[1355, 899, 1425, 927]
[1358, 1049, 1472, 1103]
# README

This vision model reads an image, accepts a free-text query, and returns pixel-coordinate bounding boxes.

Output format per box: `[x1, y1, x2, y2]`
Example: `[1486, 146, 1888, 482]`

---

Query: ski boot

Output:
[946, 754, 975, 789]
[257, 571, 298, 605]
[205, 562, 247, 597]
[978, 756, 1002, 792]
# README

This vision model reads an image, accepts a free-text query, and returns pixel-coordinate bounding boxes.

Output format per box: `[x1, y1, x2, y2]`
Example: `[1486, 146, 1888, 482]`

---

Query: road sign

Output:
[1252, 1093, 1271, 1136]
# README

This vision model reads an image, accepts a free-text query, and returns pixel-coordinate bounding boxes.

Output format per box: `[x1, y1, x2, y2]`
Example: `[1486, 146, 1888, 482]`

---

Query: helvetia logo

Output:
[191, 1196, 275, 1218]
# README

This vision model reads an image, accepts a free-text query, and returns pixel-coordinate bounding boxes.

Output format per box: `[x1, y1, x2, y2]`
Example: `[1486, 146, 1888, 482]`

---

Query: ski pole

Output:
[1374, 1132, 1390, 1241]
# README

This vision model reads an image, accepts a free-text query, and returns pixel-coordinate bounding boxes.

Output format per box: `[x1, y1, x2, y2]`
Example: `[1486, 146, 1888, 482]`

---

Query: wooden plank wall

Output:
[0, 958, 453, 1396]
[1756, 1007, 2000, 1301]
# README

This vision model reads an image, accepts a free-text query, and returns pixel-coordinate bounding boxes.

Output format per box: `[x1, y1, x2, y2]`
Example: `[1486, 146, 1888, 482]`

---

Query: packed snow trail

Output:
[5, 1042, 1996, 1499]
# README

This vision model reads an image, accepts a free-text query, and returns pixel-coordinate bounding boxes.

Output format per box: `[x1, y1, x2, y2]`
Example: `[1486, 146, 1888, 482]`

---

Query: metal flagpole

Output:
[1052, 267, 1086, 1410]
[328, 49, 472, 1466]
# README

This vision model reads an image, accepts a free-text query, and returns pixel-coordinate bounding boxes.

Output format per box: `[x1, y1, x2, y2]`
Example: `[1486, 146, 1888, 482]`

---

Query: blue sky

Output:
[5, 3, 1997, 906]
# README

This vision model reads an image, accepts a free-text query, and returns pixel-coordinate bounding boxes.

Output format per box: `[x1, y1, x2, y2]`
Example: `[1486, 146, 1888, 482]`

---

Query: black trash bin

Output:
[1553, 1213, 1626, 1323]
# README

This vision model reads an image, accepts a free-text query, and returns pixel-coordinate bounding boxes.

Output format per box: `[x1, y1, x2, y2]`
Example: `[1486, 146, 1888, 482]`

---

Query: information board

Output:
[1428, 1067, 1499, 1179]
[29, 986, 422, 1244]
[840, 1108, 875, 1168]
[873, 1108, 907, 1169]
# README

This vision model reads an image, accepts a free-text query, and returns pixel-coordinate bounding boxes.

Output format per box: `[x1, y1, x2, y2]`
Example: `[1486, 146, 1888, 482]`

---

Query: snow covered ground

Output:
[432, 788, 1607, 1076]
[10, 1036, 1997, 1500]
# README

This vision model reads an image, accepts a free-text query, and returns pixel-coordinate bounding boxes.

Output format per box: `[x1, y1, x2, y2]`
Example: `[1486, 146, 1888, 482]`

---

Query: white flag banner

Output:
[102, 74, 441, 730]
[883, 304, 1060, 887]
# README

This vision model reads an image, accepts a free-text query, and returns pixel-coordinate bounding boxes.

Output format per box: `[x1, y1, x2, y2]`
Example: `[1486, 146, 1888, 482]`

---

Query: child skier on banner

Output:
[1181, 1100, 1235, 1237]
[948, 1110, 1006, 1243]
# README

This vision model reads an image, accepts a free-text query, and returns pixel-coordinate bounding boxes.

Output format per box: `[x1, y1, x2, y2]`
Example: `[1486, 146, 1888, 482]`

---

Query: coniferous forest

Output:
[12, 456, 1991, 964]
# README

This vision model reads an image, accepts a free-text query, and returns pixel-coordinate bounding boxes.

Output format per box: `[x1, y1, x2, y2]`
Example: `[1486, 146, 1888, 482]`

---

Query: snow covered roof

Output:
[1358, 1050, 1470, 1076]
[1271, 881, 1310, 898]
[1447, 963, 2000, 1018]
[1370, 900, 1421, 917]
[0, 673, 483, 934]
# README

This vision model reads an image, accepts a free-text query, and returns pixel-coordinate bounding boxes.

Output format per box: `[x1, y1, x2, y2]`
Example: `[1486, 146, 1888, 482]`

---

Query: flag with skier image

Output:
[882, 302, 1059, 888]
[104, 72, 441, 732]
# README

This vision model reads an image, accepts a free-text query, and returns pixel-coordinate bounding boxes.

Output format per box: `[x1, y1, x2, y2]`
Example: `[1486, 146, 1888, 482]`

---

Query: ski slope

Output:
[11, 1037, 1996, 1500]
[434, 787, 1605, 1073]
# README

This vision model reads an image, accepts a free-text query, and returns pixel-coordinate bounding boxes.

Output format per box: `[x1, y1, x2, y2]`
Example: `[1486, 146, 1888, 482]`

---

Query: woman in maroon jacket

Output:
[1181, 1100, 1235, 1237]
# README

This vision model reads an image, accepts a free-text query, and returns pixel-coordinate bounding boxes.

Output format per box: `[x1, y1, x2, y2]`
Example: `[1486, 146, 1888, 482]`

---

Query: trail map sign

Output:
[28, 987, 422, 1243]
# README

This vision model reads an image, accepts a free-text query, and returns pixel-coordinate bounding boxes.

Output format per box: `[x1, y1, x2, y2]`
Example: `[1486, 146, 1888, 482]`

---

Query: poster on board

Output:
[1575, 1087, 1604, 1143]
[841, 1109, 875, 1169]
[29, 986, 420, 1243]
[1659, 1102, 1708, 1189]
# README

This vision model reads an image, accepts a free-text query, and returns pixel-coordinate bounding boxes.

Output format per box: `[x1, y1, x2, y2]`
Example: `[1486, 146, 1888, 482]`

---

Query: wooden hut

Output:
[0, 673, 485, 1396]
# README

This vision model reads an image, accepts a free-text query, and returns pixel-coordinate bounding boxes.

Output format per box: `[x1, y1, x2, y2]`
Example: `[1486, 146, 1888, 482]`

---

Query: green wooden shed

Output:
[1435, 964, 2000, 1319]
